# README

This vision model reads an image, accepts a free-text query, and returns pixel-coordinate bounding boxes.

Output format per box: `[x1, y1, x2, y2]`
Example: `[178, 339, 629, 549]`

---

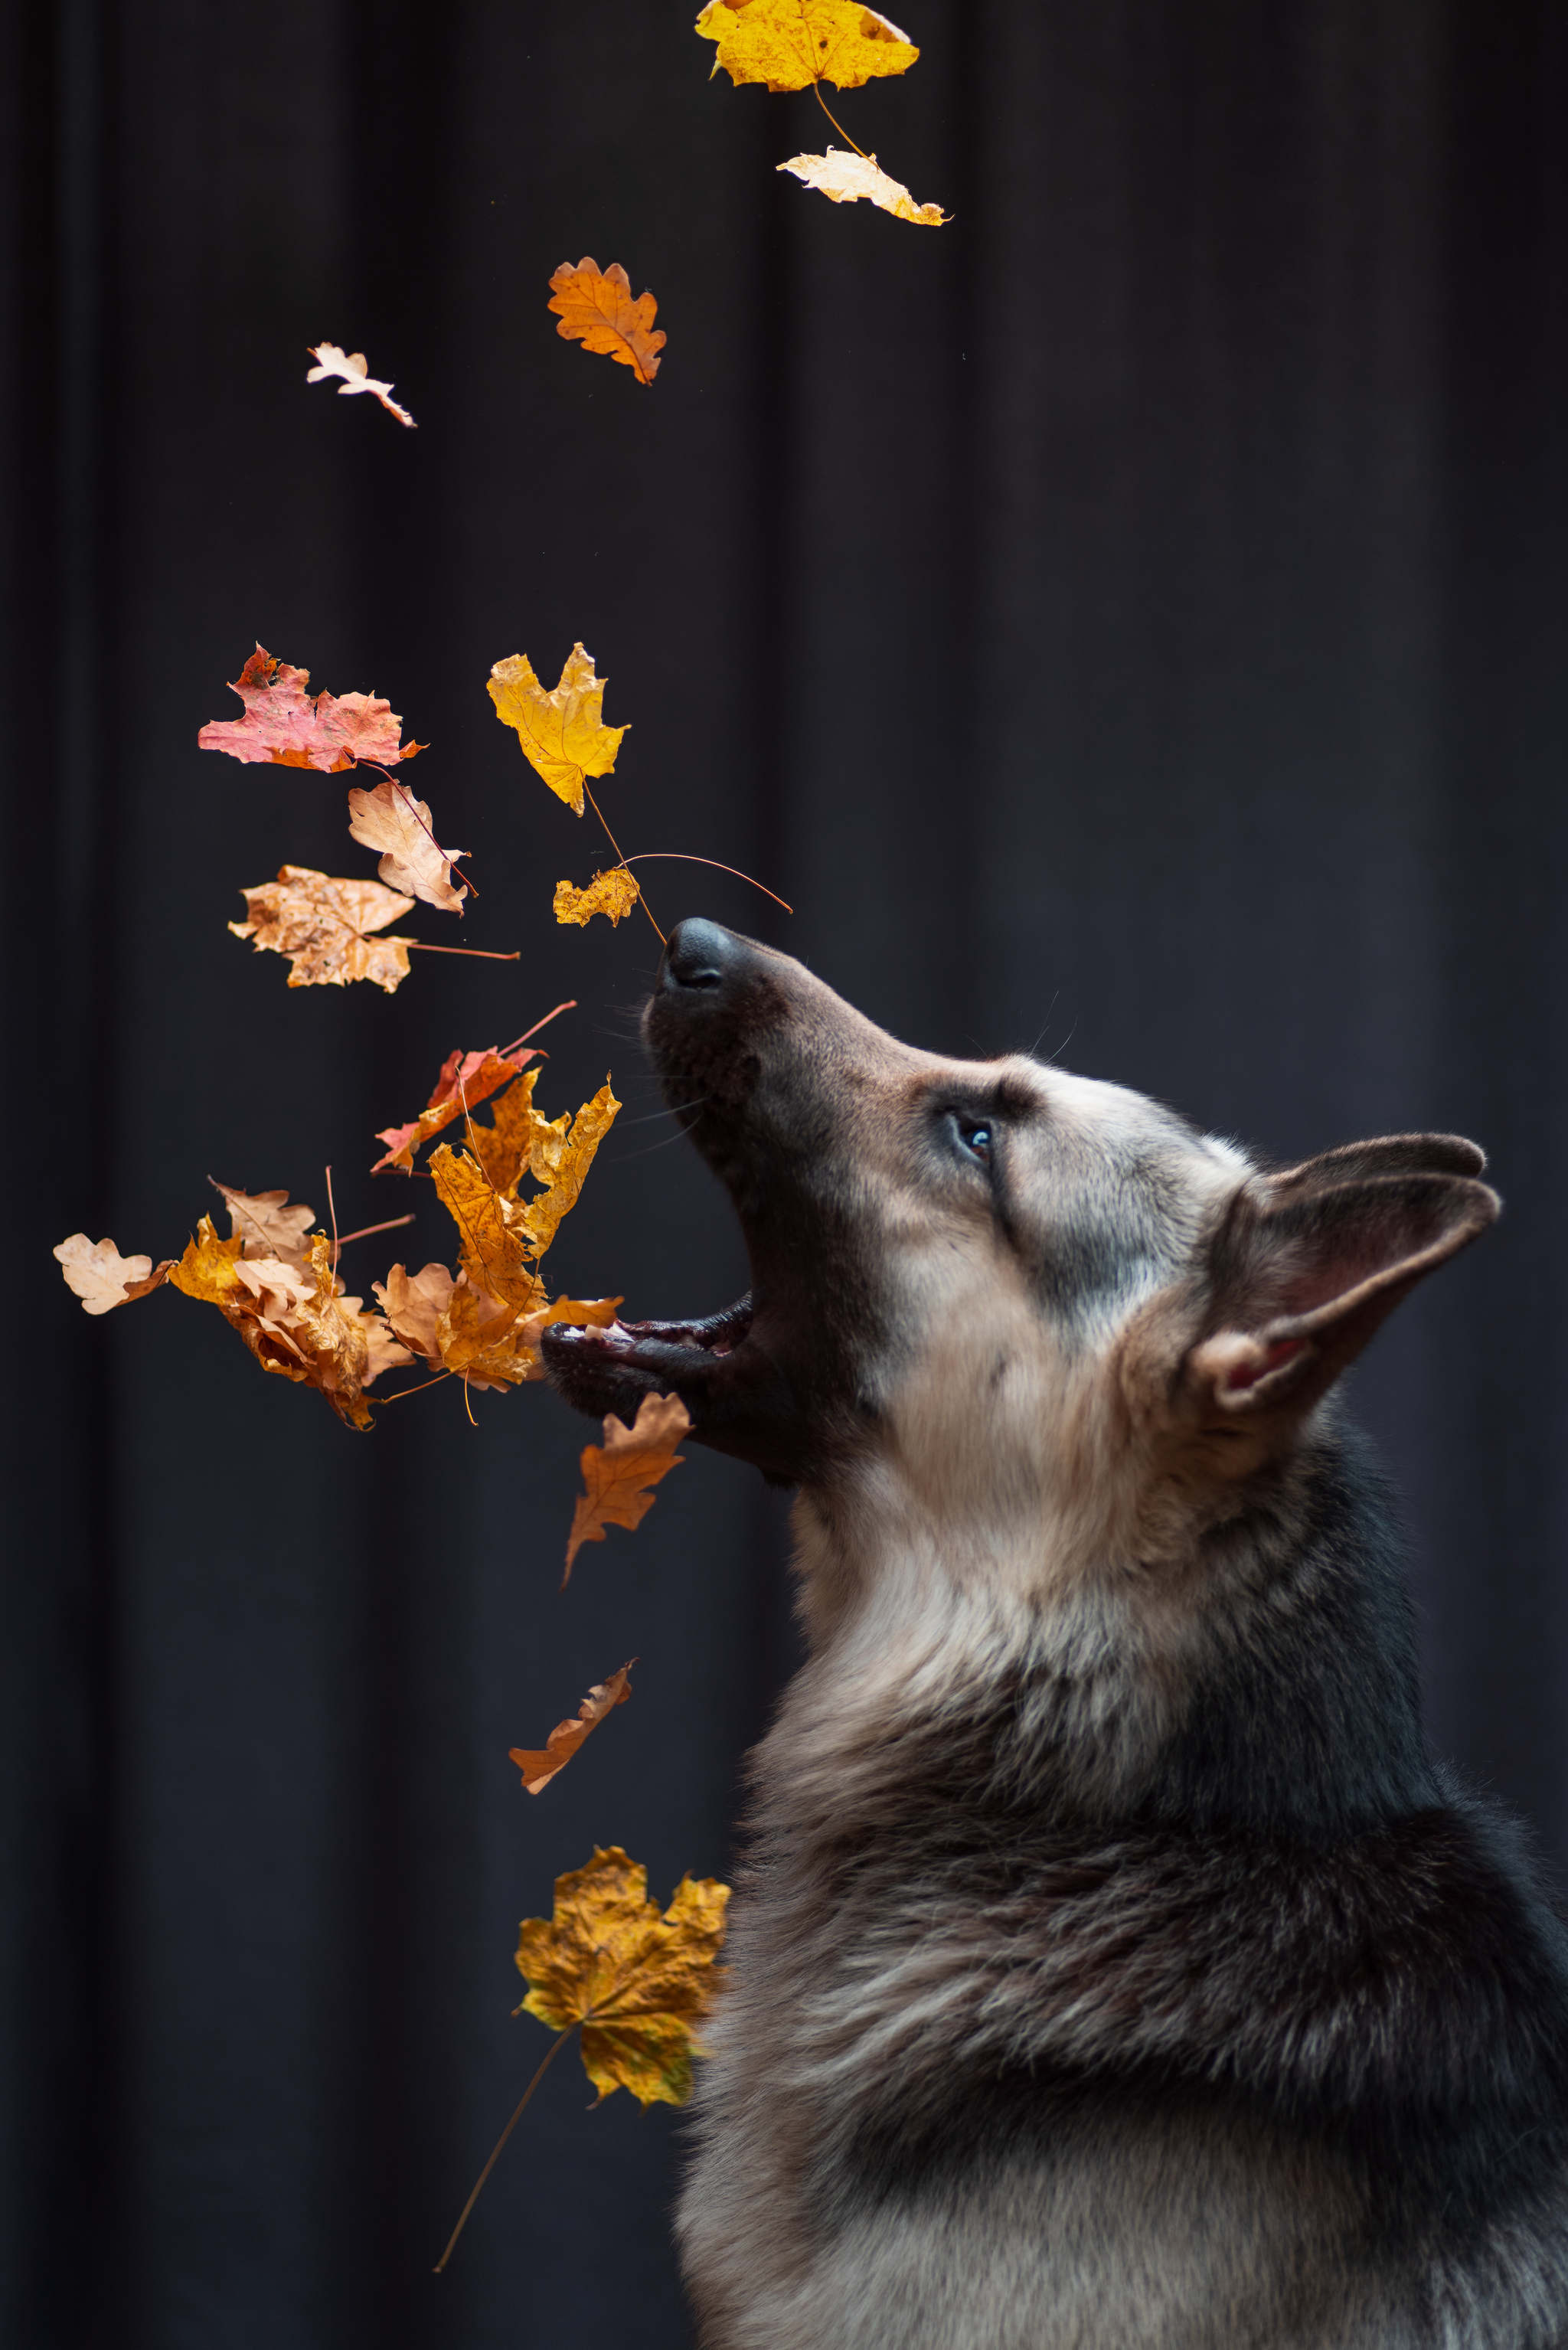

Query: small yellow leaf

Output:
[514, 1846, 730, 2106]
[554, 868, 642, 928]
[779, 146, 948, 224]
[488, 645, 626, 816]
[695, 0, 917, 93]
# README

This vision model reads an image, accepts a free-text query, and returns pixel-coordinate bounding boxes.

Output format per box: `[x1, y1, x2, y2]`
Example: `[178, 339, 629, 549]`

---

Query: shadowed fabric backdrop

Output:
[3, 1, 1566, 2342]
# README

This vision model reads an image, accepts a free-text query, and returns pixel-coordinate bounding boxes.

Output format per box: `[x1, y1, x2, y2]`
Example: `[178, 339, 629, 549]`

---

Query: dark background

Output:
[4, 0, 1566, 2342]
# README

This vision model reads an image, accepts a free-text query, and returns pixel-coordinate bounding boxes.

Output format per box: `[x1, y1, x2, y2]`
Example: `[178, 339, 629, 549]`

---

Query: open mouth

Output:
[541, 1290, 755, 1398]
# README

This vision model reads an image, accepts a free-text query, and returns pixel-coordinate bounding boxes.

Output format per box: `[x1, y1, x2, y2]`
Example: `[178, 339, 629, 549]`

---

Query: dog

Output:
[546, 919, 1568, 2348]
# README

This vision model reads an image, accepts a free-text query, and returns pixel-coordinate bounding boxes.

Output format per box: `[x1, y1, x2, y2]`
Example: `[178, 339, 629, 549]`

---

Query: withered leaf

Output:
[514, 1846, 730, 2105]
[779, 146, 947, 224]
[170, 1220, 411, 1428]
[547, 258, 665, 385]
[514, 1079, 621, 1260]
[488, 645, 627, 816]
[508, 1662, 635, 1796]
[211, 1181, 315, 1269]
[554, 868, 641, 928]
[696, 0, 917, 92]
[230, 866, 416, 993]
[371, 1044, 542, 1175]
[305, 342, 416, 429]
[564, 1391, 690, 1580]
[345, 777, 469, 915]
[198, 646, 424, 772]
[54, 1234, 173, 1314]
[428, 1146, 546, 1312]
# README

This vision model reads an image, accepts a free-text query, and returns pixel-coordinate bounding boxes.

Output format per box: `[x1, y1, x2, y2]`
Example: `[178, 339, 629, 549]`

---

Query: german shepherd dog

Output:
[547, 920, 1568, 2348]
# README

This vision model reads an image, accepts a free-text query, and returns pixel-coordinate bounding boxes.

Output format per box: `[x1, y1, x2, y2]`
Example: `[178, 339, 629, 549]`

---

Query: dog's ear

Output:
[1265, 1132, 1487, 1195]
[1185, 1156, 1499, 1427]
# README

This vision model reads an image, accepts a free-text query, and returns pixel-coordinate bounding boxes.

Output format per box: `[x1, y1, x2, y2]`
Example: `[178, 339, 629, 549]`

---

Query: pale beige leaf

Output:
[305, 342, 416, 428]
[778, 146, 948, 224]
[211, 1182, 315, 1270]
[229, 865, 416, 992]
[54, 1234, 173, 1314]
[345, 777, 468, 914]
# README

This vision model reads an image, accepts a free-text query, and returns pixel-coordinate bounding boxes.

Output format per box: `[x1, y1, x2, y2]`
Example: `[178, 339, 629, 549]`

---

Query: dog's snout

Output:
[662, 917, 744, 996]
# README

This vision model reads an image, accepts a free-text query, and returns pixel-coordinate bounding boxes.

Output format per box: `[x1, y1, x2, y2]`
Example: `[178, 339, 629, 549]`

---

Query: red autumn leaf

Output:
[198, 646, 426, 773]
[371, 1044, 544, 1174]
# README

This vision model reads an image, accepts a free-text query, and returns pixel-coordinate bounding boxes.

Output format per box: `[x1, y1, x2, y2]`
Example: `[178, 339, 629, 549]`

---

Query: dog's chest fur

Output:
[678, 1444, 1568, 2349]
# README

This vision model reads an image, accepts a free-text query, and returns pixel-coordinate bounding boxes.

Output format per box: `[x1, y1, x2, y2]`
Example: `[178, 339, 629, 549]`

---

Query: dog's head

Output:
[547, 922, 1498, 1587]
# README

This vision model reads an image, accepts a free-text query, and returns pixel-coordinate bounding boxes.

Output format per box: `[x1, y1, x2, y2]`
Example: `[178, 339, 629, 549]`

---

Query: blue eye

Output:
[959, 1120, 992, 1163]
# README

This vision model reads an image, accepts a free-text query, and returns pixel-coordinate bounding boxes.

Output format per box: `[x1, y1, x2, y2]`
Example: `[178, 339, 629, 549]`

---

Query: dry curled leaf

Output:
[169, 1219, 410, 1429]
[346, 776, 469, 914]
[230, 866, 416, 992]
[696, 0, 917, 91]
[564, 1391, 690, 1580]
[508, 1662, 635, 1795]
[488, 645, 626, 816]
[371, 1044, 542, 1175]
[211, 1181, 315, 1269]
[514, 1846, 730, 2105]
[428, 1146, 547, 1312]
[198, 646, 424, 772]
[554, 868, 641, 928]
[305, 342, 416, 428]
[54, 1235, 173, 1314]
[779, 146, 947, 224]
[515, 1080, 621, 1260]
[547, 258, 665, 385]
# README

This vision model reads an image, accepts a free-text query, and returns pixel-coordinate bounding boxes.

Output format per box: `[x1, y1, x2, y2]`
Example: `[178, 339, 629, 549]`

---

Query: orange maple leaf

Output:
[346, 778, 468, 914]
[371, 1044, 543, 1174]
[564, 1391, 691, 1581]
[508, 1662, 635, 1794]
[198, 645, 425, 771]
[547, 258, 665, 385]
[229, 867, 416, 992]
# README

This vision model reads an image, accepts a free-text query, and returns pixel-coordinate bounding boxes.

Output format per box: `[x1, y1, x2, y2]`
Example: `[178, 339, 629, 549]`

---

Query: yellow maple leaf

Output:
[514, 1846, 730, 2105]
[516, 1080, 621, 1259]
[696, 0, 917, 92]
[565, 1390, 690, 1579]
[554, 868, 642, 928]
[427, 1146, 544, 1310]
[779, 145, 947, 223]
[463, 1067, 546, 1195]
[488, 645, 626, 816]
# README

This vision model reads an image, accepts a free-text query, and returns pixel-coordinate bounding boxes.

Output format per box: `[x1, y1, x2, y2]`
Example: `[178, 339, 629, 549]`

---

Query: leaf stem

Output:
[325, 1165, 340, 1270]
[583, 784, 665, 945]
[433, 2025, 580, 2273]
[356, 762, 476, 897]
[334, 1213, 416, 1248]
[618, 854, 792, 914]
[500, 999, 577, 1057]
[407, 943, 521, 961]
[380, 1368, 454, 1402]
[812, 77, 868, 158]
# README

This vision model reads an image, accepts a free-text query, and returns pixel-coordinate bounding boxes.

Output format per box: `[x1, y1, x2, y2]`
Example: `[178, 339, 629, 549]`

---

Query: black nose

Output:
[662, 918, 741, 995]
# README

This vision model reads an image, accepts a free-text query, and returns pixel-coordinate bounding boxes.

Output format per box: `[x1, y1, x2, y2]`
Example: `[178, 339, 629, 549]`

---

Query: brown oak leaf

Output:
[547, 258, 665, 385]
[508, 1662, 635, 1795]
[198, 646, 425, 772]
[229, 866, 416, 992]
[345, 777, 468, 914]
[54, 1235, 173, 1314]
[564, 1391, 691, 1580]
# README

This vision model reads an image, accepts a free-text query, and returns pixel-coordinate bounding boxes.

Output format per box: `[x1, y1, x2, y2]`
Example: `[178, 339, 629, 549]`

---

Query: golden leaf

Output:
[515, 1080, 621, 1259]
[345, 777, 469, 914]
[564, 1391, 690, 1580]
[779, 145, 947, 224]
[371, 1044, 541, 1174]
[547, 257, 666, 386]
[463, 1067, 547, 1195]
[229, 866, 416, 992]
[508, 1662, 634, 1795]
[696, 0, 917, 93]
[487, 645, 626, 817]
[554, 868, 641, 928]
[514, 1846, 730, 2106]
[427, 1145, 544, 1310]
[169, 1214, 246, 1305]
[54, 1235, 174, 1314]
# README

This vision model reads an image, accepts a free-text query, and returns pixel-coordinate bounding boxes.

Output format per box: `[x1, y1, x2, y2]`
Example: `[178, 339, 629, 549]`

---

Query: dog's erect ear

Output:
[1186, 1155, 1499, 1424]
[1266, 1132, 1488, 1195]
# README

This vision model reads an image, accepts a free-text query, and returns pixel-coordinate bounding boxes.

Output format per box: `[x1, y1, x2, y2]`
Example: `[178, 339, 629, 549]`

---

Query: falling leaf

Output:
[346, 776, 469, 914]
[371, 1045, 542, 1175]
[229, 866, 416, 992]
[169, 1217, 410, 1428]
[305, 342, 416, 428]
[514, 1847, 730, 2105]
[547, 258, 665, 385]
[554, 868, 641, 928]
[515, 1080, 621, 1260]
[457, 1066, 547, 1194]
[211, 1181, 315, 1269]
[508, 1662, 635, 1795]
[428, 1146, 546, 1312]
[54, 1235, 174, 1314]
[695, 0, 917, 92]
[488, 645, 627, 816]
[198, 646, 425, 772]
[564, 1391, 690, 1580]
[779, 146, 947, 224]
[374, 1261, 458, 1365]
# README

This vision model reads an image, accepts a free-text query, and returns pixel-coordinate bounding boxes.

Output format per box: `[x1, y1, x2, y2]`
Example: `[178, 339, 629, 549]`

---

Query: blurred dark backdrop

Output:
[4, 0, 1566, 2342]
